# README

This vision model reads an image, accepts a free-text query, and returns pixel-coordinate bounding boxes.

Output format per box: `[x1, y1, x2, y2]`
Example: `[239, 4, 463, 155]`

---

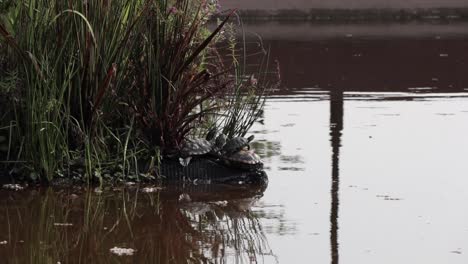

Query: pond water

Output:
[2, 23, 468, 263]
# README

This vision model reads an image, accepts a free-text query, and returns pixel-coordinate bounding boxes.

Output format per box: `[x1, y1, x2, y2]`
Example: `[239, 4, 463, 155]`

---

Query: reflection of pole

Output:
[330, 88, 343, 264]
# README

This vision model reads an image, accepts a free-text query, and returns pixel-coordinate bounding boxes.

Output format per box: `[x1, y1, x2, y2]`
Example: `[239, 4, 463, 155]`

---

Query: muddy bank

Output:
[0, 158, 268, 187]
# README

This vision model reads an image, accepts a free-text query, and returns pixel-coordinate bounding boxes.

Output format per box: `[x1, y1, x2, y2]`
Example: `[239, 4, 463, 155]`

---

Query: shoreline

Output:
[215, 8, 468, 22]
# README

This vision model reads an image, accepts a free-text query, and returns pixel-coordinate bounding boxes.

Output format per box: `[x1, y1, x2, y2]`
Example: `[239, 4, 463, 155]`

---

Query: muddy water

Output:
[2, 23, 468, 263]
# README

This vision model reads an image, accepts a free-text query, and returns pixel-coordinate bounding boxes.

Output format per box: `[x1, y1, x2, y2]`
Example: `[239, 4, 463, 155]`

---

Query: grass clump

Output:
[0, 0, 272, 183]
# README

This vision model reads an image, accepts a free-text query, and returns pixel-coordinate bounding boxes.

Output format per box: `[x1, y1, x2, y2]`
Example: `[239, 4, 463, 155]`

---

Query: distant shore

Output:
[215, 8, 468, 22]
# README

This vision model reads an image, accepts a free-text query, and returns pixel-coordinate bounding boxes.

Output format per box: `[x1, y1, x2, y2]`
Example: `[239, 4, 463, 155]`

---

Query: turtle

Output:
[210, 133, 227, 155]
[223, 150, 263, 171]
[179, 137, 214, 166]
[222, 135, 255, 156]
[178, 128, 224, 166]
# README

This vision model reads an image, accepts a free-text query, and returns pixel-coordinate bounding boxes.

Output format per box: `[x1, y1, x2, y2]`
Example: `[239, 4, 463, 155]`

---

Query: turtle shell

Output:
[180, 138, 213, 157]
[224, 150, 263, 171]
[223, 135, 254, 155]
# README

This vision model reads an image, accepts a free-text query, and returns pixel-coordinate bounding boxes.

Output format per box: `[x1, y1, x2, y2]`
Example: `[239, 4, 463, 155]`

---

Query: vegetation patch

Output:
[0, 0, 275, 184]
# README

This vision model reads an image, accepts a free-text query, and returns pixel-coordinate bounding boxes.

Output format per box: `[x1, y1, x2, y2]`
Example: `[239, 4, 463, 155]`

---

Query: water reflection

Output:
[237, 22, 468, 92]
[330, 88, 343, 264]
[0, 184, 274, 263]
[251, 140, 282, 160]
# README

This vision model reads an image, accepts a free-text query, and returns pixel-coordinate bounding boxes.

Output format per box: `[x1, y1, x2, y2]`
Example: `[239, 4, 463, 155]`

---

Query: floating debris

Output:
[280, 123, 295, 127]
[408, 87, 435, 91]
[109, 246, 136, 256]
[2, 184, 25, 191]
[376, 194, 403, 201]
[435, 113, 455, 116]
[141, 187, 162, 193]
[384, 197, 402, 201]
[54, 223, 73, 227]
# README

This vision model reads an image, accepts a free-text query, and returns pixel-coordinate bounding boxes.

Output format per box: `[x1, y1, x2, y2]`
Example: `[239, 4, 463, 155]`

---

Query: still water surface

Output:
[253, 91, 468, 264]
[1, 23, 468, 263]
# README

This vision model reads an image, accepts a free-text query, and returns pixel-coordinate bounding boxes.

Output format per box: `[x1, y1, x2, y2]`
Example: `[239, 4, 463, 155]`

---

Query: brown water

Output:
[2, 23, 468, 263]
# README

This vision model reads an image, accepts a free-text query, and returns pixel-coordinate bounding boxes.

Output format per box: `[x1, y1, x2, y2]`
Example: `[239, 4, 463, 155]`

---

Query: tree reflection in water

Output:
[329, 88, 343, 264]
[0, 183, 274, 263]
